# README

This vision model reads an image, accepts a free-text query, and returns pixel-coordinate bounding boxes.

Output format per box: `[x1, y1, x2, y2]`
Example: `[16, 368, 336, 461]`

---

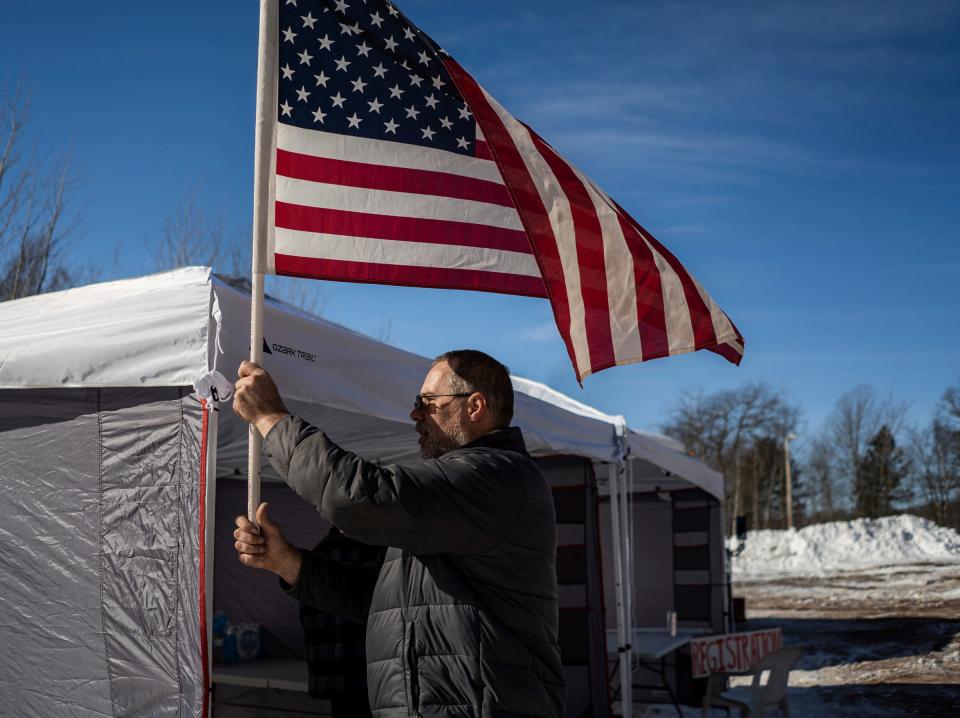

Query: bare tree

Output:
[805, 435, 837, 522]
[0, 85, 84, 299]
[910, 380, 960, 528]
[663, 383, 801, 533]
[823, 386, 908, 509]
[909, 423, 958, 526]
[151, 193, 229, 272]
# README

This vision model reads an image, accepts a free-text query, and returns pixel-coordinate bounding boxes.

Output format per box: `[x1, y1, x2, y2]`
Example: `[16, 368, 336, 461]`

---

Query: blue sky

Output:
[1, 0, 957, 444]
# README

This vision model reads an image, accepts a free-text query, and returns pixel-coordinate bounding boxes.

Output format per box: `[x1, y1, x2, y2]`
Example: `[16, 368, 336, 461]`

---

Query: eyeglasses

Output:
[413, 393, 471, 411]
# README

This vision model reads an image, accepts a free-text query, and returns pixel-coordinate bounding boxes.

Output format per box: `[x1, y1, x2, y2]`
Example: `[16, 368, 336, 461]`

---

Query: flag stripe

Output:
[579, 179, 645, 365]
[275, 254, 547, 297]
[277, 123, 505, 184]
[475, 139, 493, 161]
[529, 131, 616, 372]
[490, 116, 592, 377]
[615, 203, 720, 350]
[277, 149, 516, 208]
[276, 174, 524, 230]
[615, 213, 671, 360]
[275, 226, 541, 276]
[275, 202, 533, 254]
[444, 57, 583, 377]
[444, 57, 580, 379]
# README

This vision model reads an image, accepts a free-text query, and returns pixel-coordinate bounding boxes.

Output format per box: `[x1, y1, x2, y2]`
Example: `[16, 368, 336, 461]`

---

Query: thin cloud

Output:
[517, 322, 561, 343]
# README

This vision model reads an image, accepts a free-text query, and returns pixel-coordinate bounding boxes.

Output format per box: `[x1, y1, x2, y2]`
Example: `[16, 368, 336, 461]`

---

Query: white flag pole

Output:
[248, 0, 278, 523]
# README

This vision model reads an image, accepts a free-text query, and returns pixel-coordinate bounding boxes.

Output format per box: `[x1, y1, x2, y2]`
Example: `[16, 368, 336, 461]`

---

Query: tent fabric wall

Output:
[598, 487, 727, 708]
[0, 387, 205, 717]
[545, 456, 610, 718]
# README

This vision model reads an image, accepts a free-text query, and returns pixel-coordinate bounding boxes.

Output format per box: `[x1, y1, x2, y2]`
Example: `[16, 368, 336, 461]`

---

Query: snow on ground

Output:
[727, 514, 960, 717]
[730, 514, 960, 579]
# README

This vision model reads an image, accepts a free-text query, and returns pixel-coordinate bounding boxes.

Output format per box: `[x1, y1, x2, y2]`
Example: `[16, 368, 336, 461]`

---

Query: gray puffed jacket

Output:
[265, 416, 565, 718]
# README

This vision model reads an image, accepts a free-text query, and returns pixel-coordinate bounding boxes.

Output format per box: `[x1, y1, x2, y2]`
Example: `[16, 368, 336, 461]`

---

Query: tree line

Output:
[662, 381, 960, 534]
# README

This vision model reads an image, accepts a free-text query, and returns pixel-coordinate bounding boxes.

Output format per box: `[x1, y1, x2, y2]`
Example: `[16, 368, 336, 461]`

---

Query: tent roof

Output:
[0, 267, 723, 498]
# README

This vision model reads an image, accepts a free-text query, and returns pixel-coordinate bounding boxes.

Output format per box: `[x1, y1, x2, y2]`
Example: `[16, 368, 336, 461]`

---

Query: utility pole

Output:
[784, 433, 797, 529]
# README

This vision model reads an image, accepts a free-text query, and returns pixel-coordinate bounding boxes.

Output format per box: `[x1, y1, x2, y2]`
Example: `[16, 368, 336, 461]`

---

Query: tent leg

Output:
[623, 459, 634, 667]
[204, 401, 220, 717]
[608, 462, 632, 718]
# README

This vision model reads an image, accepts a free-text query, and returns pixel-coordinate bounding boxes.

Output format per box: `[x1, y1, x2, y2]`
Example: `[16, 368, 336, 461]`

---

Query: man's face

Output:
[410, 361, 472, 459]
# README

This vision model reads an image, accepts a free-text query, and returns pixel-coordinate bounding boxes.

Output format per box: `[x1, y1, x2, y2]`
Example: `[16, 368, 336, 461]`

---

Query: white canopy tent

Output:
[0, 266, 720, 494]
[0, 267, 725, 716]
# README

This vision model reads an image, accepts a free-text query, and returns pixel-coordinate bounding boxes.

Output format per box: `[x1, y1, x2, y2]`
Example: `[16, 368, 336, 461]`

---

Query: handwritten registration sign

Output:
[690, 628, 783, 678]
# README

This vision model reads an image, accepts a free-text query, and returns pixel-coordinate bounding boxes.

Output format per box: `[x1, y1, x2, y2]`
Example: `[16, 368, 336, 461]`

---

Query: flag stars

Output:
[384, 118, 399, 134]
[301, 12, 317, 29]
[439, 116, 453, 130]
[281, 63, 295, 80]
[372, 63, 388, 79]
[403, 27, 416, 41]
[432, 74, 445, 89]
[296, 86, 311, 102]
[388, 84, 404, 99]
[339, 22, 358, 36]
[283, 26, 297, 43]
[417, 50, 431, 66]
[312, 107, 327, 124]
[456, 137, 470, 149]
[335, 0, 349, 12]
[386, 4, 399, 17]
[347, 113, 363, 129]
[458, 105, 472, 119]
[298, 49, 313, 65]
[409, 74, 423, 88]
[405, 104, 420, 120]
[280, 100, 293, 117]
[317, 34, 334, 51]
[384, 36, 398, 52]
[314, 71, 329, 87]
[370, 11, 384, 27]
[330, 92, 346, 108]
[351, 76, 368, 93]
[335, 55, 351, 72]
[424, 94, 439, 109]
[367, 97, 384, 113]
[421, 126, 436, 141]
[356, 41, 372, 57]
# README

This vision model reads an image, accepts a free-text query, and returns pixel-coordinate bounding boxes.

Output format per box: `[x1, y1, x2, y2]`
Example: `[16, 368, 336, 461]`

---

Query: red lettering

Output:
[691, 641, 705, 677]
[707, 638, 722, 673]
[736, 635, 748, 670]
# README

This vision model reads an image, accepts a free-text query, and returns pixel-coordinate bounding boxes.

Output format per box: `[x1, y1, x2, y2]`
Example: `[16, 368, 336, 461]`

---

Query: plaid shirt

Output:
[298, 528, 385, 701]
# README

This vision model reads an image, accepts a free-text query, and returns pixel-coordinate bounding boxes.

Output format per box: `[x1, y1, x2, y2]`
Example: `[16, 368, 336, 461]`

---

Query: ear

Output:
[465, 391, 487, 423]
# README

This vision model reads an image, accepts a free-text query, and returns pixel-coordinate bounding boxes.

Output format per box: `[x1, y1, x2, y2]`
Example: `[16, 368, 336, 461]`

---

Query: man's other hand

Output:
[234, 502, 303, 585]
[233, 360, 289, 437]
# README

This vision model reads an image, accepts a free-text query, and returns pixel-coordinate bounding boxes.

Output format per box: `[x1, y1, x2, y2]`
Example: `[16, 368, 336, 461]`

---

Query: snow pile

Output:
[731, 514, 960, 578]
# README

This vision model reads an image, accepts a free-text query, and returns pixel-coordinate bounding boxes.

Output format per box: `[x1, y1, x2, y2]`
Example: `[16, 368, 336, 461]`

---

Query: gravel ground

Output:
[729, 562, 960, 717]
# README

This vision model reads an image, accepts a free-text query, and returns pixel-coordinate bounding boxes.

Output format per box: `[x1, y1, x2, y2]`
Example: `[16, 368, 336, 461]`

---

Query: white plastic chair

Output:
[701, 645, 803, 717]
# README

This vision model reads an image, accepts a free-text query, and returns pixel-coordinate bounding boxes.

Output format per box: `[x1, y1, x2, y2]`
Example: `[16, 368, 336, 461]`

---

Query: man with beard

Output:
[232, 349, 565, 718]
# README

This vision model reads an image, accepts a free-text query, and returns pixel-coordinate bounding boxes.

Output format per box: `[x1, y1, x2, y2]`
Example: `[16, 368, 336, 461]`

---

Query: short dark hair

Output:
[434, 349, 514, 428]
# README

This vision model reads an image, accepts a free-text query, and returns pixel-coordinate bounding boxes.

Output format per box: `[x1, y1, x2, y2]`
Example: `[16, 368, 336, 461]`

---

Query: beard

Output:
[417, 421, 471, 459]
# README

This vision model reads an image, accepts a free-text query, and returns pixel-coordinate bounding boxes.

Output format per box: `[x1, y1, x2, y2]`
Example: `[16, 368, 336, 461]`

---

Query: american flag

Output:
[263, 0, 744, 380]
